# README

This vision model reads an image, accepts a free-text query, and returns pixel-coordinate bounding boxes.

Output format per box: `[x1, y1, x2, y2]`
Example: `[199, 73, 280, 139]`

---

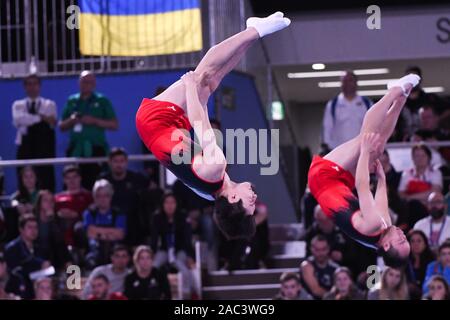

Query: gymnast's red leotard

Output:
[135, 98, 224, 201]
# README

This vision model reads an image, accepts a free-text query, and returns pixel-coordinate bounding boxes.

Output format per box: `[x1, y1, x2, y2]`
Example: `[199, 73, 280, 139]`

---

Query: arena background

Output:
[0, 0, 449, 301]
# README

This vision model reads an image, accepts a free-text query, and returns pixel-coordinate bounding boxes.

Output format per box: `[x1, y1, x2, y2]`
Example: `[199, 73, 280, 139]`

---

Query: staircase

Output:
[199, 224, 306, 300]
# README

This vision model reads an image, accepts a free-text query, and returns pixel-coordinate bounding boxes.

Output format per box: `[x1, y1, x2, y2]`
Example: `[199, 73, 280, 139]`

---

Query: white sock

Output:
[246, 11, 291, 38]
[387, 74, 421, 96]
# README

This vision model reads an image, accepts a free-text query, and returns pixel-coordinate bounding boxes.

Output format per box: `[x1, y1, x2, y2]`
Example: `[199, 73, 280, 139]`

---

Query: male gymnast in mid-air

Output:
[307, 74, 421, 267]
[136, 12, 291, 240]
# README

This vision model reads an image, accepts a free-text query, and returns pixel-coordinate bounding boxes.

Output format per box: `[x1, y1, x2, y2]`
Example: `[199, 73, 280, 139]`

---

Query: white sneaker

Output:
[246, 11, 291, 38]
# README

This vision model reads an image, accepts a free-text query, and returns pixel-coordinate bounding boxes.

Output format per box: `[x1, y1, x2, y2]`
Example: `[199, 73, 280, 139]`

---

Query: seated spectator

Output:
[55, 165, 93, 248]
[411, 105, 450, 167]
[300, 235, 339, 299]
[379, 150, 408, 228]
[394, 66, 446, 141]
[323, 267, 366, 300]
[33, 277, 53, 300]
[413, 191, 450, 252]
[243, 201, 270, 269]
[100, 147, 147, 246]
[4, 214, 50, 299]
[300, 188, 318, 229]
[87, 274, 127, 300]
[124, 245, 171, 300]
[83, 179, 126, 269]
[422, 240, 450, 295]
[422, 275, 450, 300]
[412, 107, 450, 194]
[151, 193, 195, 298]
[34, 190, 71, 270]
[11, 166, 40, 216]
[406, 230, 436, 299]
[273, 272, 312, 300]
[368, 266, 409, 300]
[0, 252, 20, 300]
[398, 144, 443, 227]
[302, 205, 348, 265]
[82, 244, 130, 299]
[139, 180, 164, 244]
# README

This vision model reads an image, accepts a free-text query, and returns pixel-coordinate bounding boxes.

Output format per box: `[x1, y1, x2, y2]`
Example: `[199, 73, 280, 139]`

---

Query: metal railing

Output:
[0, 154, 166, 189]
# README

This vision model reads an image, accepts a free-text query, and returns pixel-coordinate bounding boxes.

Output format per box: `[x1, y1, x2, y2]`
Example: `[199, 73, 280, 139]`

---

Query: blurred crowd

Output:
[0, 64, 449, 301]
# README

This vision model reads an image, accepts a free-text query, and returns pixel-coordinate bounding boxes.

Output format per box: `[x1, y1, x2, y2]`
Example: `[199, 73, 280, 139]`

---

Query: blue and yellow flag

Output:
[79, 0, 203, 56]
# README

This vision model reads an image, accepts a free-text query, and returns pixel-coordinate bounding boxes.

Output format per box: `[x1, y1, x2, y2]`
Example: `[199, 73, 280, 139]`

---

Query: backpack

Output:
[330, 95, 372, 124]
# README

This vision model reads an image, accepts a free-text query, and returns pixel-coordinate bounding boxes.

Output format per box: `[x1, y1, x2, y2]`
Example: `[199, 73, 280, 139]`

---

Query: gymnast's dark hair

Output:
[377, 228, 409, 269]
[213, 196, 256, 240]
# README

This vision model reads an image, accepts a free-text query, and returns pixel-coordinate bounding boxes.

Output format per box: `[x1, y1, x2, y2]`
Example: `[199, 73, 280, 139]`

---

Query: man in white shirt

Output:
[12, 75, 57, 191]
[322, 71, 373, 150]
[82, 244, 130, 299]
[414, 191, 450, 252]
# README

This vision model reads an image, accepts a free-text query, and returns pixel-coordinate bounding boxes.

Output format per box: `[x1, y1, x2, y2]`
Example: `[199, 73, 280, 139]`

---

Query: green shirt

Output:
[62, 92, 116, 157]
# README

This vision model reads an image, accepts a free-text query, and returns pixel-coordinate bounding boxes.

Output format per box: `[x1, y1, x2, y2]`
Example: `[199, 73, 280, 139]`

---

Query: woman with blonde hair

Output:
[124, 245, 171, 300]
[368, 266, 409, 300]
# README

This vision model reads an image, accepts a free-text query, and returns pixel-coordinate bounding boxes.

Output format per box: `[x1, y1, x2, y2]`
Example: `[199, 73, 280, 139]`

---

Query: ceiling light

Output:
[423, 87, 444, 93]
[312, 63, 325, 70]
[358, 87, 445, 96]
[288, 68, 389, 79]
[318, 78, 398, 88]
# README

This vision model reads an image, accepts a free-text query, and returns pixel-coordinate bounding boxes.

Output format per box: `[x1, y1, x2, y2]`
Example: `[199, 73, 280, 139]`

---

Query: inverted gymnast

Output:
[136, 12, 291, 240]
[307, 74, 421, 267]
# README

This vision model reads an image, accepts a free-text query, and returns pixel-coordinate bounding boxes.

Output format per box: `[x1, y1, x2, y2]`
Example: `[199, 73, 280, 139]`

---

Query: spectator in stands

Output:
[100, 147, 147, 246]
[151, 193, 195, 299]
[273, 272, 312, 300]
[396, 66, 446, 141]
[406, 230, 436, 299]
[300, 235, 339, 299]
[139, 181, 164, 244]
[422, 240, 450, 295]
[399, 144, 443, 227]
[82, 244, 130, 299]
[302, 205, 348, 265]
[83, 179, 126, 269]
[422, 275, 450, 300]
[368, 267, 409, 300]
[413, 191, 450, 252]
[322, 70, 372, 150]
[87, 274, 127, 300]
[323, 267, 365, 300]
[243, 201, 270, 269]
[4, 214, 50, 299]
[124, 245, 171, 300]
[11, 166, 39, 216]
[55, 165, 93, 249]
[33, 277, 53, 300]
[0, 253, 20, 300]
[34, 190, 71, 270]
[12, 74, 56, 191]
[379, 150, 409, 229]
[59, 70, 118, 189]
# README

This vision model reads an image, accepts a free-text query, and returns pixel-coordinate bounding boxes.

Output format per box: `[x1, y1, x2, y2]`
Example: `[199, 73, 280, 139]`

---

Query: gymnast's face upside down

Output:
[213, 181, 258, 240]
[226, 181, 258, 216]
[379, 225, 411, 261]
